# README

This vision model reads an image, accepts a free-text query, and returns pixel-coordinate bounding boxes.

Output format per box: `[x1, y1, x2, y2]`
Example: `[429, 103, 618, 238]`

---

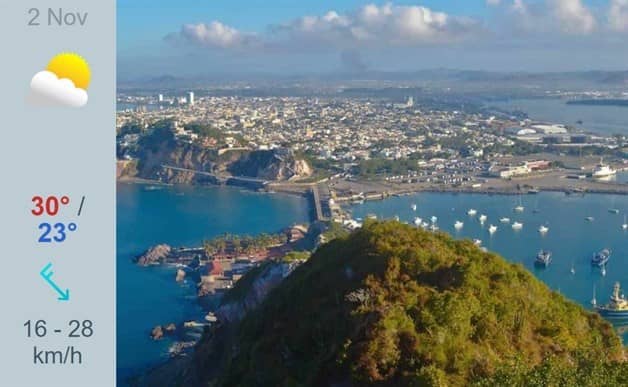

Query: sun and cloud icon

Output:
[28, 53, 91, 108]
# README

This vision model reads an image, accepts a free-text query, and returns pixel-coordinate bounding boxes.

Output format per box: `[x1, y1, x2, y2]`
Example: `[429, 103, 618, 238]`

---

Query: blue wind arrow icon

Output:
[40, 263, 70, 301]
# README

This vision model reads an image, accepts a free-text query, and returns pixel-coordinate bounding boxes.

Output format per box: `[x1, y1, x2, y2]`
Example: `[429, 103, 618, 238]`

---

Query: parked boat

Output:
[499, 217, 511, 223]
[488, 225, 497, 234]
[592, 159, 617, 178]
[454, 221, 464, 230]
[538, 225, 549, 234]
[467, 209, 477, 216]
[591, 248, 611, 267]
[535, 250, 552, 268]
[411, 204, 417, 211]
[479, 214, 487, 224]
[512, 222, 523, 230]
[595, 282, 628, 319]
[622, 215, 627, 230]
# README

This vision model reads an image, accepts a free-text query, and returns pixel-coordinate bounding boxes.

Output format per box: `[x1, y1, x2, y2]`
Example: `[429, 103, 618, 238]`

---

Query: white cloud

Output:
[486, 0, 502, 6]
[609, 0, 628, 32]
[550, 0, 596, 34]
[174, 21, 257, 48]
[29, 71, 88, 108]
[274, 3, 482, 46]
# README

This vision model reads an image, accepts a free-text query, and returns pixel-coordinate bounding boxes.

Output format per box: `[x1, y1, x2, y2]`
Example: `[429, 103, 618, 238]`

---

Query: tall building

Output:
[188, 91, 195, 105]
[406, 96, 414, 108]
[158, 94, 163, 102]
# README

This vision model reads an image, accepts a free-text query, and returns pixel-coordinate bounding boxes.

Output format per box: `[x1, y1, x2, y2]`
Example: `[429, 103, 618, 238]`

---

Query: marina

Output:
[349, 191, 628, 337]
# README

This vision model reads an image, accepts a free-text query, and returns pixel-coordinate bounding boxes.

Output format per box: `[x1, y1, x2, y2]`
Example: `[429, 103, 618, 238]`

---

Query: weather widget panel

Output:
[0, 1, 116, 386]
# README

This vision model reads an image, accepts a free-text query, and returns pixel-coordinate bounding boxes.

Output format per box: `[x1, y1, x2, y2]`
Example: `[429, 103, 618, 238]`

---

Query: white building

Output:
[188, 91, 195, 105]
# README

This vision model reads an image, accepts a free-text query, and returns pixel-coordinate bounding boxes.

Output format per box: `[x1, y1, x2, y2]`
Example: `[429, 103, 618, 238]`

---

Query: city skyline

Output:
[118, 0, 628, 80]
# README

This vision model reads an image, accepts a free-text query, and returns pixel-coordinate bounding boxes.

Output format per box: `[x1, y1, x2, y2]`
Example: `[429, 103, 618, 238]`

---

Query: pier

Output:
[309, 185, 325, 221]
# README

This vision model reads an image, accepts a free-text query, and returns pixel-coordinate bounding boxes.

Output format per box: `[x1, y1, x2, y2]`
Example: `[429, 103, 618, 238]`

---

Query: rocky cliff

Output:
[119, 126, 312, 184]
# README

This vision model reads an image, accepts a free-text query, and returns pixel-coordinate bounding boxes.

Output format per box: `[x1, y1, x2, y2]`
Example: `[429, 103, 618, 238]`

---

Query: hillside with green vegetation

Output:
[183, 221, 626, 386]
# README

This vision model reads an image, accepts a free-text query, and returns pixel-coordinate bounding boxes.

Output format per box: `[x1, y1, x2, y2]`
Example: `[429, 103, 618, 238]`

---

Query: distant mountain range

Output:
[118, 69, 628, 90]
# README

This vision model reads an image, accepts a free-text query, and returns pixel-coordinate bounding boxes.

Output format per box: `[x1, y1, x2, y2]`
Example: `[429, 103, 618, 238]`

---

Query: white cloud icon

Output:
[28, 71, 88, 108]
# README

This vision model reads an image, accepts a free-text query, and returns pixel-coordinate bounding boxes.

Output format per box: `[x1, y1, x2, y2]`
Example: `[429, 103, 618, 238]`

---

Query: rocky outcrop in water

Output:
[136, 244, 172, 266]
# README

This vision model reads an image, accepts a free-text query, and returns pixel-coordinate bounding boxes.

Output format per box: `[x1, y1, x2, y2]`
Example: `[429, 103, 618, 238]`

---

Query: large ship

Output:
[595, 282, 628, 319]
[592, 159, 617, 178]
[591, 248, 611, 267]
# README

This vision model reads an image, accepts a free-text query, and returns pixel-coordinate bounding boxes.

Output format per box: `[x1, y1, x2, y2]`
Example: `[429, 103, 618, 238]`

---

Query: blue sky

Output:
[117, 0, 628, 79]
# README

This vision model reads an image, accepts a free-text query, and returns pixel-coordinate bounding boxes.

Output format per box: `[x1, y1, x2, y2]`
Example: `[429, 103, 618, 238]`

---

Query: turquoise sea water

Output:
[489, 98, 628, 136]
[117, 183, 628, 383]
[349, 192, 628, 341]
[116, 183, 310, 383]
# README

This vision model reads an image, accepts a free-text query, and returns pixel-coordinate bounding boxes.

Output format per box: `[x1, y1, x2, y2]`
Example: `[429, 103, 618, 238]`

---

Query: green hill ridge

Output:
[188, 221, 626, 386]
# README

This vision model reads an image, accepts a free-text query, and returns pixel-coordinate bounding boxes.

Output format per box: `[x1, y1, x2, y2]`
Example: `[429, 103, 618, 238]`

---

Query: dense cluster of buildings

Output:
[117, 92, 624, 181]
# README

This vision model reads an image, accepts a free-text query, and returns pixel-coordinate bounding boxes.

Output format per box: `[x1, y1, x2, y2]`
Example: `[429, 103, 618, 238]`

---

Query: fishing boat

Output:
[467, 209, 477, 216]
[608, 208, 620, 214]
[512, 222, 523, 230]
[534, 250, 552, 268]
[488, 225, 497, 234]
[479, 214, 487, 224]
[595, 282, 628, 319]
[538, 225, 549, 234]
[454, 221, 464, 230]
[585, 216, 595, 222]
[499, 217, 511, 223]
[591, 248, 611, 267]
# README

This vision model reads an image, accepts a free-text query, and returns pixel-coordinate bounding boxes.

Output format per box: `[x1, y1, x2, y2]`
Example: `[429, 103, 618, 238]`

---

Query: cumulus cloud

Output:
[29, 71, 88, 108]
[167, 21, 257, 49]
[550, 0, 596, 34]
[274, 4, 482, 46]
[609, 0, 628, 32]
[168, 3, 482, 51]
[499, 0, 596, 35]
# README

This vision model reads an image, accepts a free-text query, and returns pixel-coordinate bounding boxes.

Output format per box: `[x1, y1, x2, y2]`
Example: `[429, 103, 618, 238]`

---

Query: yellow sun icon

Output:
[46, 53, 91, 90]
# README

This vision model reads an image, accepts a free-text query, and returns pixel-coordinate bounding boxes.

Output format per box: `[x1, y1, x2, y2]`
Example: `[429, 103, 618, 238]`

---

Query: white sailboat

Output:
[467, 209, 477, 216]
[414, 217, 422, 226]
[500, 217, 511, 223]
[479, 214, 487, 224]
[622, 215, 627, 230]
[570, 262, 576, 275]
[488, 225, 497, 234]
[431, 215, 438, 223]
[538, 225, 549, 234]
[454, 221, 464, 230]
[411, 204, 417, 211]
[514, 196, 524, 213]
[512, 222, 523, 231]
